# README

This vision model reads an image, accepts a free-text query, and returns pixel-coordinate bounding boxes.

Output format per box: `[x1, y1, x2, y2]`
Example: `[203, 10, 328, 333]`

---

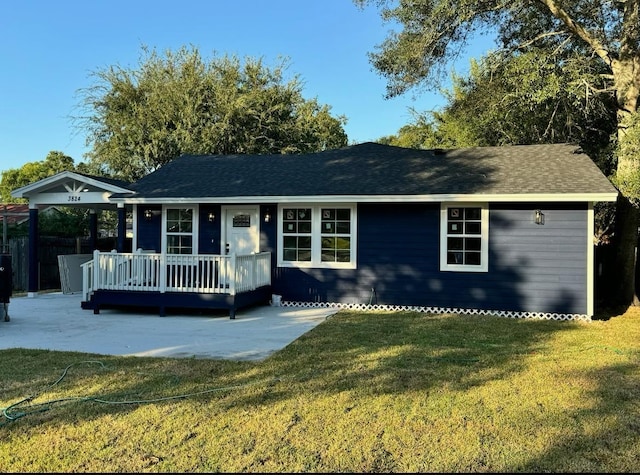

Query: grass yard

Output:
[1, 306, 639, 472]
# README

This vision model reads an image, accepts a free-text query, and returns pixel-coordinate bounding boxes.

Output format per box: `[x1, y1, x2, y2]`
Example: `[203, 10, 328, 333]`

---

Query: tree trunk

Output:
[610, 35, 640, 307]
[611, 194, 640, 307]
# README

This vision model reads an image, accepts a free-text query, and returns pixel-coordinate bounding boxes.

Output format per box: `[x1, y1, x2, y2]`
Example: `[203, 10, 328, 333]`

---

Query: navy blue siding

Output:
[271, 203, 439, 306]
[133, 202, 589, 315]
[488, 203, 587, 314]
[260, 204, 277, 255]
[198, 204, 221, 254]
[269, 202, 589, 315]
[136, 205, 161, 252]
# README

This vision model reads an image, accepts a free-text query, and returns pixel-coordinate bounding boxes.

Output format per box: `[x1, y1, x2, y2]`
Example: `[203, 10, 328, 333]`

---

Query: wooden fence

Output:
[5, 236, 119, 292]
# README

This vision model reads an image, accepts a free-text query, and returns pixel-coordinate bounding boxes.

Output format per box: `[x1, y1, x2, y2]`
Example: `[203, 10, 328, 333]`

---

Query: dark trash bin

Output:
[0, 254, 12, 322]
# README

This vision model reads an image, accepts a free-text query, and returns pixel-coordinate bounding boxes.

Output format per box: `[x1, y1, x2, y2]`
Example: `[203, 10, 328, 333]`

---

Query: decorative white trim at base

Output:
[280, 301, 591, 322]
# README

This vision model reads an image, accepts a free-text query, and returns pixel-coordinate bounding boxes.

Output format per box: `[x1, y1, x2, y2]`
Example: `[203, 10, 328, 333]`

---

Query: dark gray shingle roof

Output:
[116, 142, 618, 200]
[74, 172, 131, 189]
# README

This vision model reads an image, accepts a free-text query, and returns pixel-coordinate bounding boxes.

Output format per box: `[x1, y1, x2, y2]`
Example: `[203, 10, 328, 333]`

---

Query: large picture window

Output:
[440, 203, 488, 272]
[278, 205, 356, 269]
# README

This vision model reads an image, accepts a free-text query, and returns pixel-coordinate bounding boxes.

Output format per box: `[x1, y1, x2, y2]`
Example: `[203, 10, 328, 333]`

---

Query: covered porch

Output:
[81, 250, 272, 318]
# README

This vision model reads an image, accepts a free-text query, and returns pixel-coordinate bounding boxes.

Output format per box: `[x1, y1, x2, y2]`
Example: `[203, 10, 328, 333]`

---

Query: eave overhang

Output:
[109, 191, 620, 205]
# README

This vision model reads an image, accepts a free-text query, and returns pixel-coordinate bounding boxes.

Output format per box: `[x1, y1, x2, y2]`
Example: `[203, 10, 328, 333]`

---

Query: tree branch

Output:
[536, 0, 616, 67]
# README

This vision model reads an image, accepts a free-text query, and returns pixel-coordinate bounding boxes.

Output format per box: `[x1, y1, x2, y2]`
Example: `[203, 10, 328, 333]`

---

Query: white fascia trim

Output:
[110, 192, 619, 205]
[12, 171, 134, 198]
[12, 171, 79, 197]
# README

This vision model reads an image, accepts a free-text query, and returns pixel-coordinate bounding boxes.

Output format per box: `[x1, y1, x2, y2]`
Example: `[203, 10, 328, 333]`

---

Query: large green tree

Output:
[358, 0, 640, 306]
[387, 50, 617, 169]
[76, 46, 348, 181]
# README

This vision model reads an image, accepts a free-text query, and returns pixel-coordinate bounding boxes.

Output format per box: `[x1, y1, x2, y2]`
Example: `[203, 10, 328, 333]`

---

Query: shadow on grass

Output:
[1, 309, 638, 472]
[518, 359, 640, 472]
[258, 311, 574, 397]
[0, 312, 584, 422]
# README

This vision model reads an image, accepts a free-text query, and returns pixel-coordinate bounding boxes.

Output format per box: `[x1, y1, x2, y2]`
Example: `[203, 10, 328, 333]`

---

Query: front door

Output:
[223, 206, 259, 255]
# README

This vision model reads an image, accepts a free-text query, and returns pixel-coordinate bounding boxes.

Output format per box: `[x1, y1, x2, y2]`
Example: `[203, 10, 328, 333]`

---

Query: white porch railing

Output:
[81, 250, 271, 302]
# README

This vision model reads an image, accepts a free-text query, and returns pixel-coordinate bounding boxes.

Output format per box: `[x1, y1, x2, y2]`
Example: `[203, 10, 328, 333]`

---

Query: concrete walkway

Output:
[0, 292, 338, 360]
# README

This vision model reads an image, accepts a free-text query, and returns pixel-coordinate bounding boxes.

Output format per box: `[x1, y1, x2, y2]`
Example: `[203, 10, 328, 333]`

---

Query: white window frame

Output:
[440, 202, 489, 272]
[277, 204, 357, 269]
[162, 205, 199, 255]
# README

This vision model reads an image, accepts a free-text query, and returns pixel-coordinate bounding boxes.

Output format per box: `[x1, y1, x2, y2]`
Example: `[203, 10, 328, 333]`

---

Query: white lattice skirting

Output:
[280, 300, 591, 322]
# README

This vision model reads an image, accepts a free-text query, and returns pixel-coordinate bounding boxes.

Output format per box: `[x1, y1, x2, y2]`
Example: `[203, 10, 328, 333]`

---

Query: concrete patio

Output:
[0, 292, 338, 360]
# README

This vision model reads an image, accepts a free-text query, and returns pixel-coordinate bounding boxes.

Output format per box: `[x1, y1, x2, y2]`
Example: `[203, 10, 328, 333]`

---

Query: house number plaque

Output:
[232, 215, 250, 227]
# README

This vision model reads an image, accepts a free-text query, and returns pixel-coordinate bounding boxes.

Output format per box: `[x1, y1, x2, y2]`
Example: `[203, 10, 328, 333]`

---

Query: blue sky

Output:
[1, 0, 494, 173]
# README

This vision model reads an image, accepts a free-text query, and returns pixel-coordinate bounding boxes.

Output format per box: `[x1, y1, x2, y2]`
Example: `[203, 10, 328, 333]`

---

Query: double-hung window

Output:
[278, 205, 356, 269]
[164, 207, 196, 254]
[440, 203, 488, 272]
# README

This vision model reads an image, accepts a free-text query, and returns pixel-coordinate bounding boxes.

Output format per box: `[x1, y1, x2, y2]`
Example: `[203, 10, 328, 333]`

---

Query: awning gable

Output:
[11, 171, 134, 208]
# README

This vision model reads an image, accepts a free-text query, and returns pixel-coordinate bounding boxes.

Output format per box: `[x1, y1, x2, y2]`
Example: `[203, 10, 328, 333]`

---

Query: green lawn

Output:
[1, 307, 639, 472]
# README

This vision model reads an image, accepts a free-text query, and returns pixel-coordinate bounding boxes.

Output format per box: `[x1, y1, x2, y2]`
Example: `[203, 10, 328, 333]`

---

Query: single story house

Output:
[12, 142, 619, 320]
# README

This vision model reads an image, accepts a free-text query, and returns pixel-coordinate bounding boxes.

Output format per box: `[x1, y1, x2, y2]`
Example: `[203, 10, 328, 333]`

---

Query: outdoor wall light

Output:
[264, 208, 271, 223]
[144, 209, 153, 220]
[534, 209, 545, 225]
[208, 211, 216, 222]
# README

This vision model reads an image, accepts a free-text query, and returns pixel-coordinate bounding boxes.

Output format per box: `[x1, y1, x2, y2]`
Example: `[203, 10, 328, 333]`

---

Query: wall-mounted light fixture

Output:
[208, 211, 216, 222]
[144, 209, 153, 221]
[534, 209, 545, 225]
[264, 208, 271, 223]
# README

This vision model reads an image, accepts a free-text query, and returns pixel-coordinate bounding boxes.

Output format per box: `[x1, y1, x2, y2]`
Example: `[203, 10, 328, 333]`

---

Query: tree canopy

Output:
[385, 49, 617, 169]
[357, 1, 637, 113]
[76, 46, 348, 181]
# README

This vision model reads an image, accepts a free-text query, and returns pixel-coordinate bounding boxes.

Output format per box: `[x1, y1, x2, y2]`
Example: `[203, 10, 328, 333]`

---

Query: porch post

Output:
[228, 253, 236, 296]
[116, 204, 126, 253]
[89, 209, 98, 250]
[27, 206, 39, 297]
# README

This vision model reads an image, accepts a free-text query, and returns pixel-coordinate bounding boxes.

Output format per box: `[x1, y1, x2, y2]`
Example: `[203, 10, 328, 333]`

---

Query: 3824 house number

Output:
[68, 195, 81, 202]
